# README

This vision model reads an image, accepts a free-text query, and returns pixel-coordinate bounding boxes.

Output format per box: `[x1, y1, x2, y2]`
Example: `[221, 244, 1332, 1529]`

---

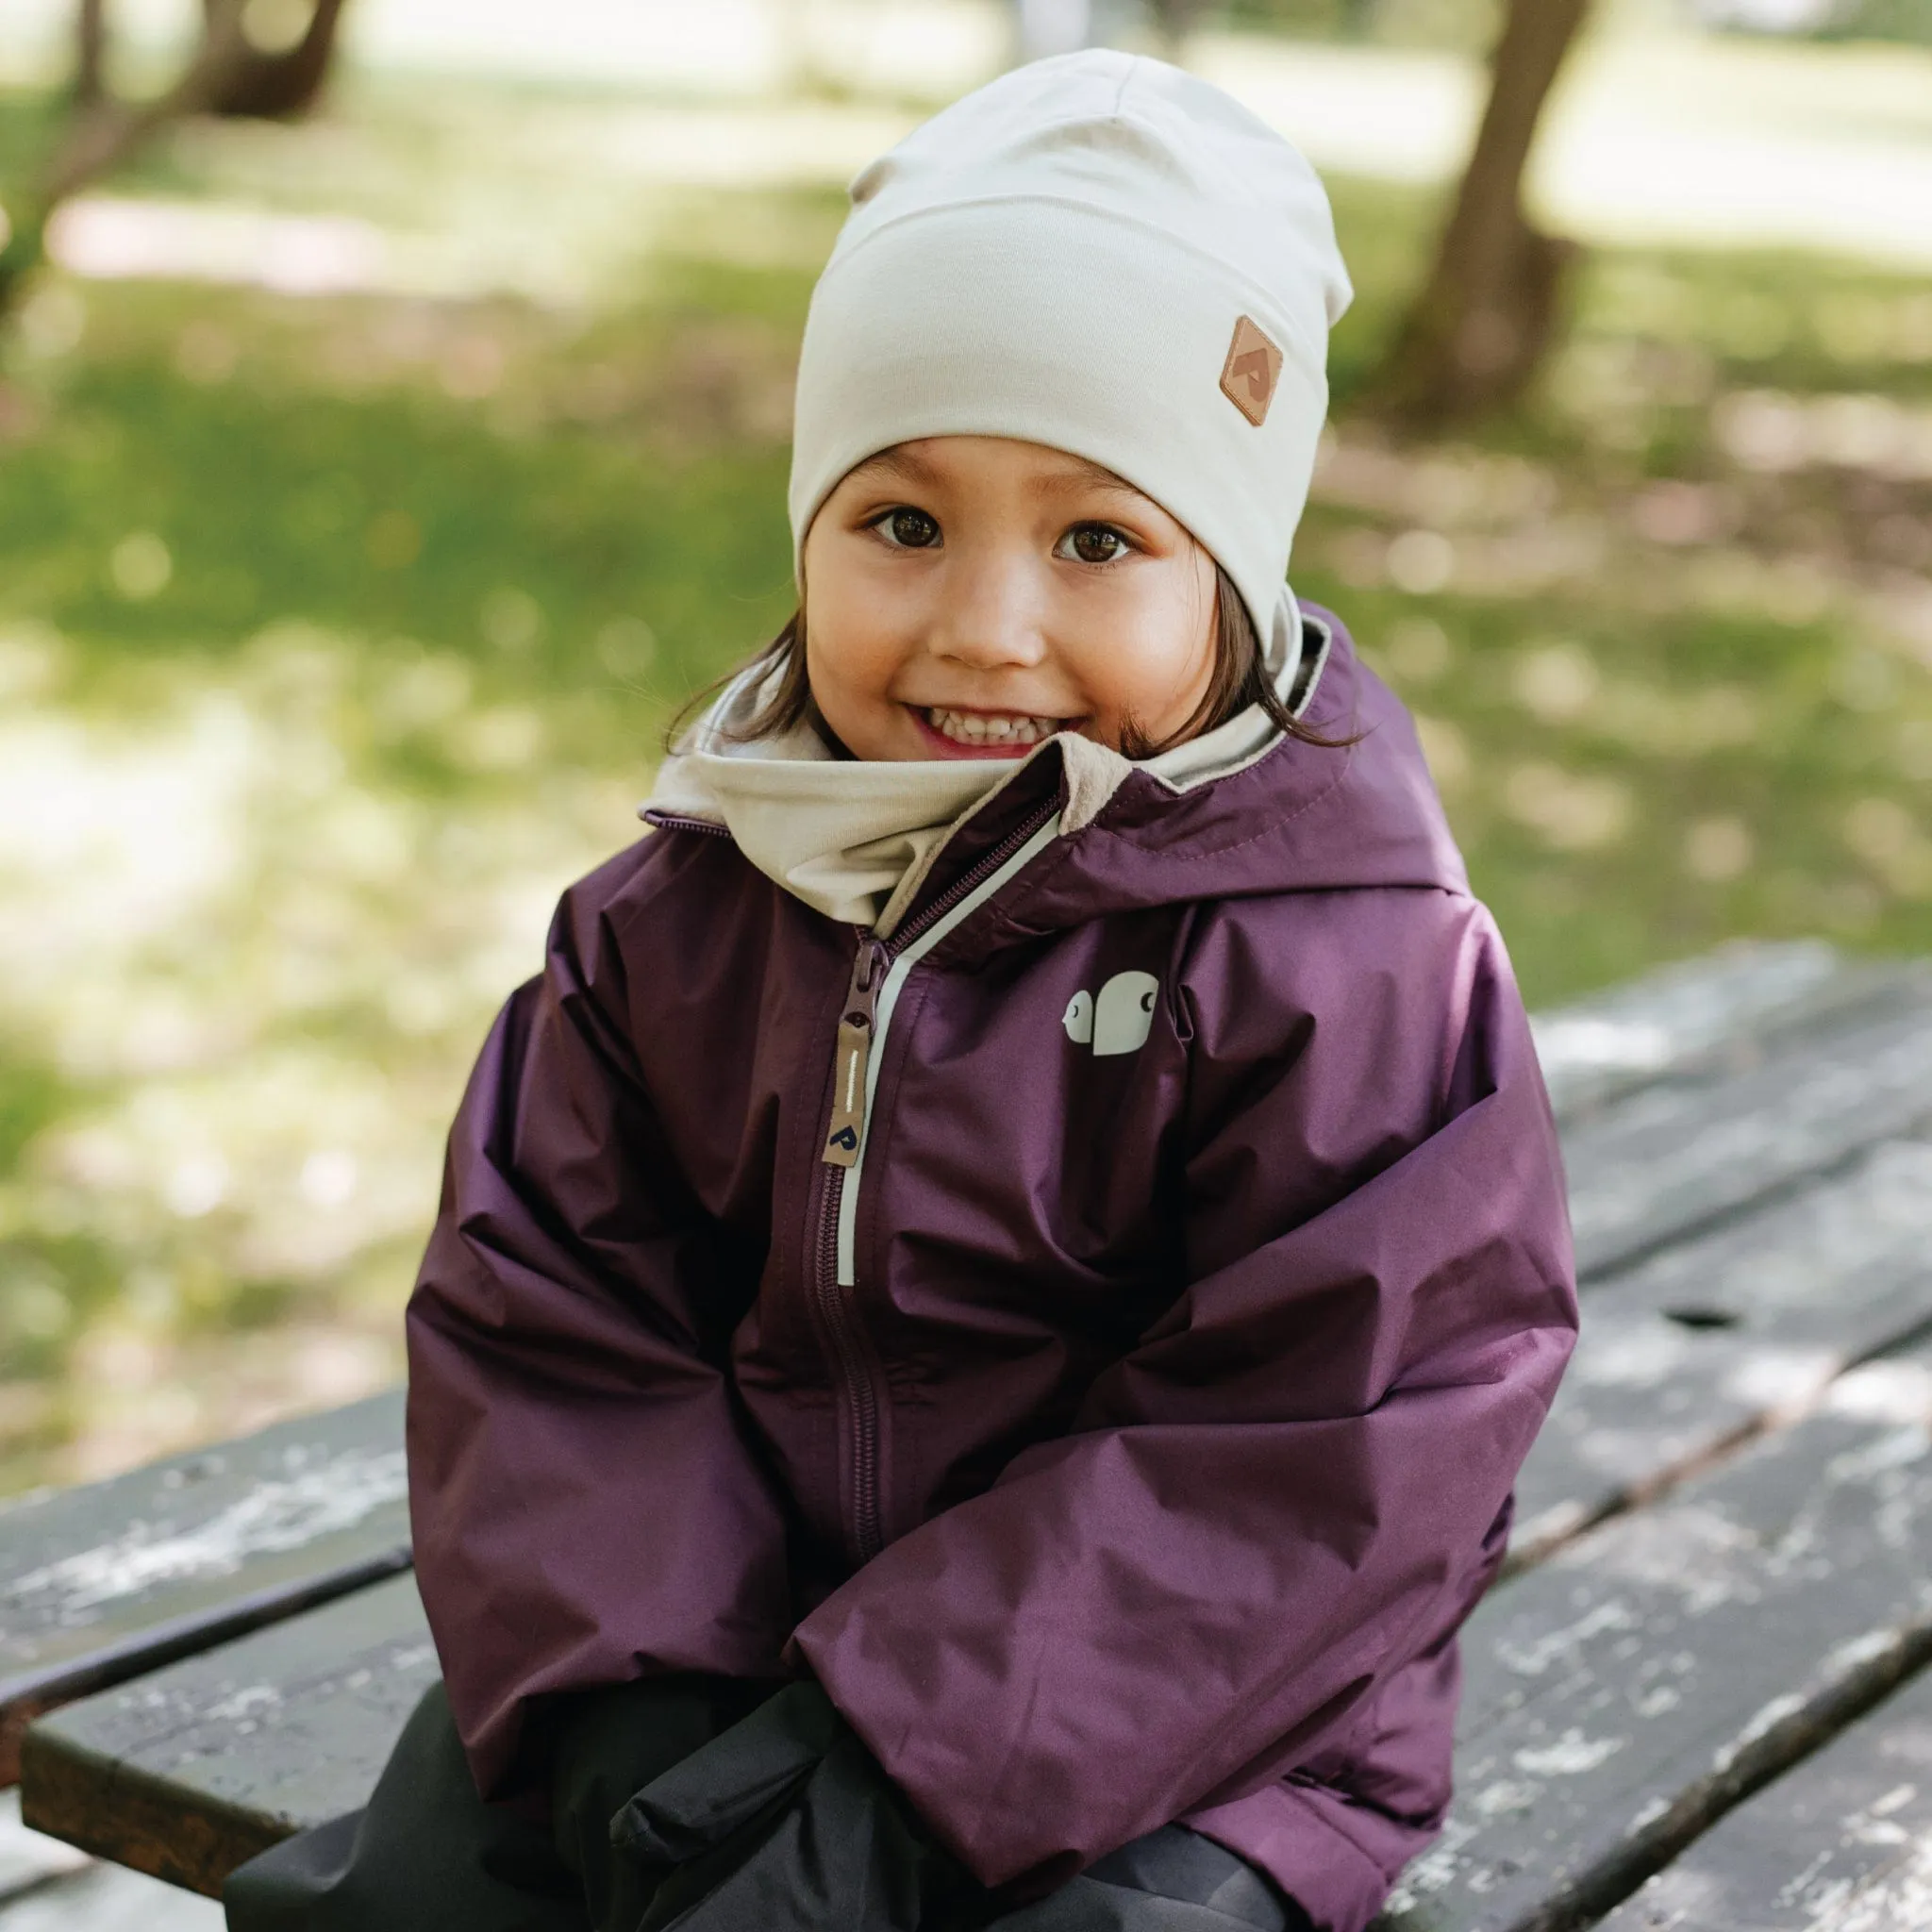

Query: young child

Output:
[226, 49, 1575, 1932]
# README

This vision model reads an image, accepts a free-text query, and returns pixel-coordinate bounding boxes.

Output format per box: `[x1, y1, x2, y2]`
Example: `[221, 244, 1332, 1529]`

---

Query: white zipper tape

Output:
[835, 814, 1062, 1288]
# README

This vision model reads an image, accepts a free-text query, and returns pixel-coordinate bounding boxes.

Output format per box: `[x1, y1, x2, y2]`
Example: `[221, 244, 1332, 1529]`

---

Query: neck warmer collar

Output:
[641, 591, 1310, 936]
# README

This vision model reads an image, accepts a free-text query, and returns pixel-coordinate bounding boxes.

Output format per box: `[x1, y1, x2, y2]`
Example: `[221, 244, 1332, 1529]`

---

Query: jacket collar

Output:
[643, 606, 1460, 941]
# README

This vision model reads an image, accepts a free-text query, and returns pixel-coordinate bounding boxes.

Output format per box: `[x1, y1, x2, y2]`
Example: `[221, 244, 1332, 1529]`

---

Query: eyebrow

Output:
[846, 446, 944, 490]
[848, 445, 1148, 505]
[1025, 457, 1146, 504]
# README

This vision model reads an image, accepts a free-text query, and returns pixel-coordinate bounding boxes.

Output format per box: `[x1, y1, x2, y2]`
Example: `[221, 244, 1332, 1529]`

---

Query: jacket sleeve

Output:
[790, 891, 1577, 1893]
[406, 851, 793, 1796]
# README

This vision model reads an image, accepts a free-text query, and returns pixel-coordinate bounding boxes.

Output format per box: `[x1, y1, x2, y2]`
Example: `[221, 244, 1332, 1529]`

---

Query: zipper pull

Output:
[824, 937, 889, 1168]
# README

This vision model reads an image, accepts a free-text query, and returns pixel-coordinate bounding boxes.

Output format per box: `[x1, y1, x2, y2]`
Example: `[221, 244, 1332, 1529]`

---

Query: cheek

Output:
[1063, 571, 1215, 728]
[801, 542, 915, 714]
[807, 594, 907, 718]
[802, 571, 938, 761]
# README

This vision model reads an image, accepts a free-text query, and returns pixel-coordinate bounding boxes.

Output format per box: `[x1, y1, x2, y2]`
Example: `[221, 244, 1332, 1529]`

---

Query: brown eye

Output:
[1059, 524, 1128, 565]
[880, 508, 940, 549]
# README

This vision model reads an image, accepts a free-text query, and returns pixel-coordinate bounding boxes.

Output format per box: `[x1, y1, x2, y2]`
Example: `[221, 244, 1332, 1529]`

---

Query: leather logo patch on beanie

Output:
[1219, 315, 1284, 427]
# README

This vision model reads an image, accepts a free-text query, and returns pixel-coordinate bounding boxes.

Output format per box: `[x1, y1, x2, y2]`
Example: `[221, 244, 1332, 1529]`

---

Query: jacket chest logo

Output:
[1062, 972, 1159, 1058]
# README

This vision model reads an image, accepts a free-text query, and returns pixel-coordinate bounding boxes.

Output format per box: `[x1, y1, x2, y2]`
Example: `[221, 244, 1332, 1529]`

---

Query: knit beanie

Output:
[788, 49, 1353, 669]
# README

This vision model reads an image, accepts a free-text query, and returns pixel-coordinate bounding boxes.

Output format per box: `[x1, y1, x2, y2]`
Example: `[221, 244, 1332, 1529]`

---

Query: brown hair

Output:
[669, 564, 1349, 758]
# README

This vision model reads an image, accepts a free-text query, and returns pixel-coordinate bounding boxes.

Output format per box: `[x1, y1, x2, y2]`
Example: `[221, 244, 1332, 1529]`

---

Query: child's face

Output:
[800, 436, 1218, 760]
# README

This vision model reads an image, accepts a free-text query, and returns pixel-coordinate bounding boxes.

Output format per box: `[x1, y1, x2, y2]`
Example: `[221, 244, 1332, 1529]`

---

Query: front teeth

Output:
[925, 708, 1061, 747]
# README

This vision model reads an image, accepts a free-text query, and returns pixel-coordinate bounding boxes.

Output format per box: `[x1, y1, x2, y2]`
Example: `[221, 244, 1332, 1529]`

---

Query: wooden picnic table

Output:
[7, 940, 1932, 1931]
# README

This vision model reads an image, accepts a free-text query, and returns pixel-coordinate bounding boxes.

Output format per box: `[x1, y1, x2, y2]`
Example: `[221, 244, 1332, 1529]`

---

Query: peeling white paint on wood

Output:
[1, 1391, 408, 1724]
[1828, 1360, 1932, 1424]
[1495, 1599, 1640, 1677]
[4, 1452, 406, 1616]
[1512, 1729, 1625, 1775]
[1595, 1658, 1932, 1931]
[1379, 1332, 1932, 1932]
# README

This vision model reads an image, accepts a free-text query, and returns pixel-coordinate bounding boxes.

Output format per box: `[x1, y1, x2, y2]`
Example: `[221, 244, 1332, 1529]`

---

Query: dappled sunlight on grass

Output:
[1291, 192, 1932, 994]
[0, 153, 824, 1482]
[0, 618, 653, 1488]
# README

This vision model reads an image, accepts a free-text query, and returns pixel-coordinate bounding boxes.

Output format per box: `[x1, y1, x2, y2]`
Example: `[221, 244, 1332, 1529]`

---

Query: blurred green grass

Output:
[1, 78, 1930, 1491]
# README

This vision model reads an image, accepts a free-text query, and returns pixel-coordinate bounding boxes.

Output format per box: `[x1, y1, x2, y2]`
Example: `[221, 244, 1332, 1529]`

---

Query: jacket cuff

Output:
[1182, 1779, 1435, 1932]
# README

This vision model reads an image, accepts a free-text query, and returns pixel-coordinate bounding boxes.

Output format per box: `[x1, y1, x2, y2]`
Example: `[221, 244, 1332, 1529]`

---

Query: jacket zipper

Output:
[810, 802, 1063, 1564]
[641, 810, 732, 837]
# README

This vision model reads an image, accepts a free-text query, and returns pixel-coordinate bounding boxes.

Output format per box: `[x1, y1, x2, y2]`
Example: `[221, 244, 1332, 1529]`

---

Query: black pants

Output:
[225, 1683, 1313, 1932]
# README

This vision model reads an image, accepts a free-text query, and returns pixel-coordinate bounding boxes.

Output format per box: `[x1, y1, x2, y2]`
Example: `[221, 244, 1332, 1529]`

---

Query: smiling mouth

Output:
[917, 707, 1069, 750]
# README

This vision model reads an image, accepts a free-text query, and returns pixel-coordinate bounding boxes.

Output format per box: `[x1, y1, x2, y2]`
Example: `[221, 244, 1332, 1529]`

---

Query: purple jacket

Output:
[405, 609, 1577, 1932]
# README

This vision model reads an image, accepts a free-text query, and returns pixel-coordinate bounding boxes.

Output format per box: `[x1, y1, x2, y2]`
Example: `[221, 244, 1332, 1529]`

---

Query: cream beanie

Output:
[788, 49, 1353, 670]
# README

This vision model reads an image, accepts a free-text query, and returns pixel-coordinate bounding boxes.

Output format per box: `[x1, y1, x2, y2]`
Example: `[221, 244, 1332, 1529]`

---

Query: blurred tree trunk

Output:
[200, 0, 351, 120]
[1368, 0, 1593, 428]
[73, 0, 108, 106]
[1147, 0, 1209, 59]
[0, 0, 260, 315]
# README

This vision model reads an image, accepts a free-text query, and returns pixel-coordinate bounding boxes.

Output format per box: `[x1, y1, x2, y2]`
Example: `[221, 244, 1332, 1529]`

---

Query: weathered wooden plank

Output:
[1597, 1660, 1932, 1931]
[1375, 1346, 1932, 1932]
[1531, 941, 1873, 1122]
[0, 1391, 407, 1785]
[1561, 979, 1932, 1279]
[19, 1573, 434, 1898]
[1509, 1135, 1932, 1566]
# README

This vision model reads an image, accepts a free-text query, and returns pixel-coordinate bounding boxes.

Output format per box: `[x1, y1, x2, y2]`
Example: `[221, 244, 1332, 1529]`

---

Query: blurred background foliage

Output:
[0, 0, 1929, 1491]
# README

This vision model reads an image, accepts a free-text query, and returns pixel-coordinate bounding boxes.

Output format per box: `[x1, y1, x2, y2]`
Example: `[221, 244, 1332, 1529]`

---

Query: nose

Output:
[928, 546, 1048, 673]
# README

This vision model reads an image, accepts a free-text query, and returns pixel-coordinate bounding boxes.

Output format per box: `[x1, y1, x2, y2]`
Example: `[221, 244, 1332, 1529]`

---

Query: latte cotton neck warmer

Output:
[788, 49, 1353, 666]
[643, 619, 1328, 935]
